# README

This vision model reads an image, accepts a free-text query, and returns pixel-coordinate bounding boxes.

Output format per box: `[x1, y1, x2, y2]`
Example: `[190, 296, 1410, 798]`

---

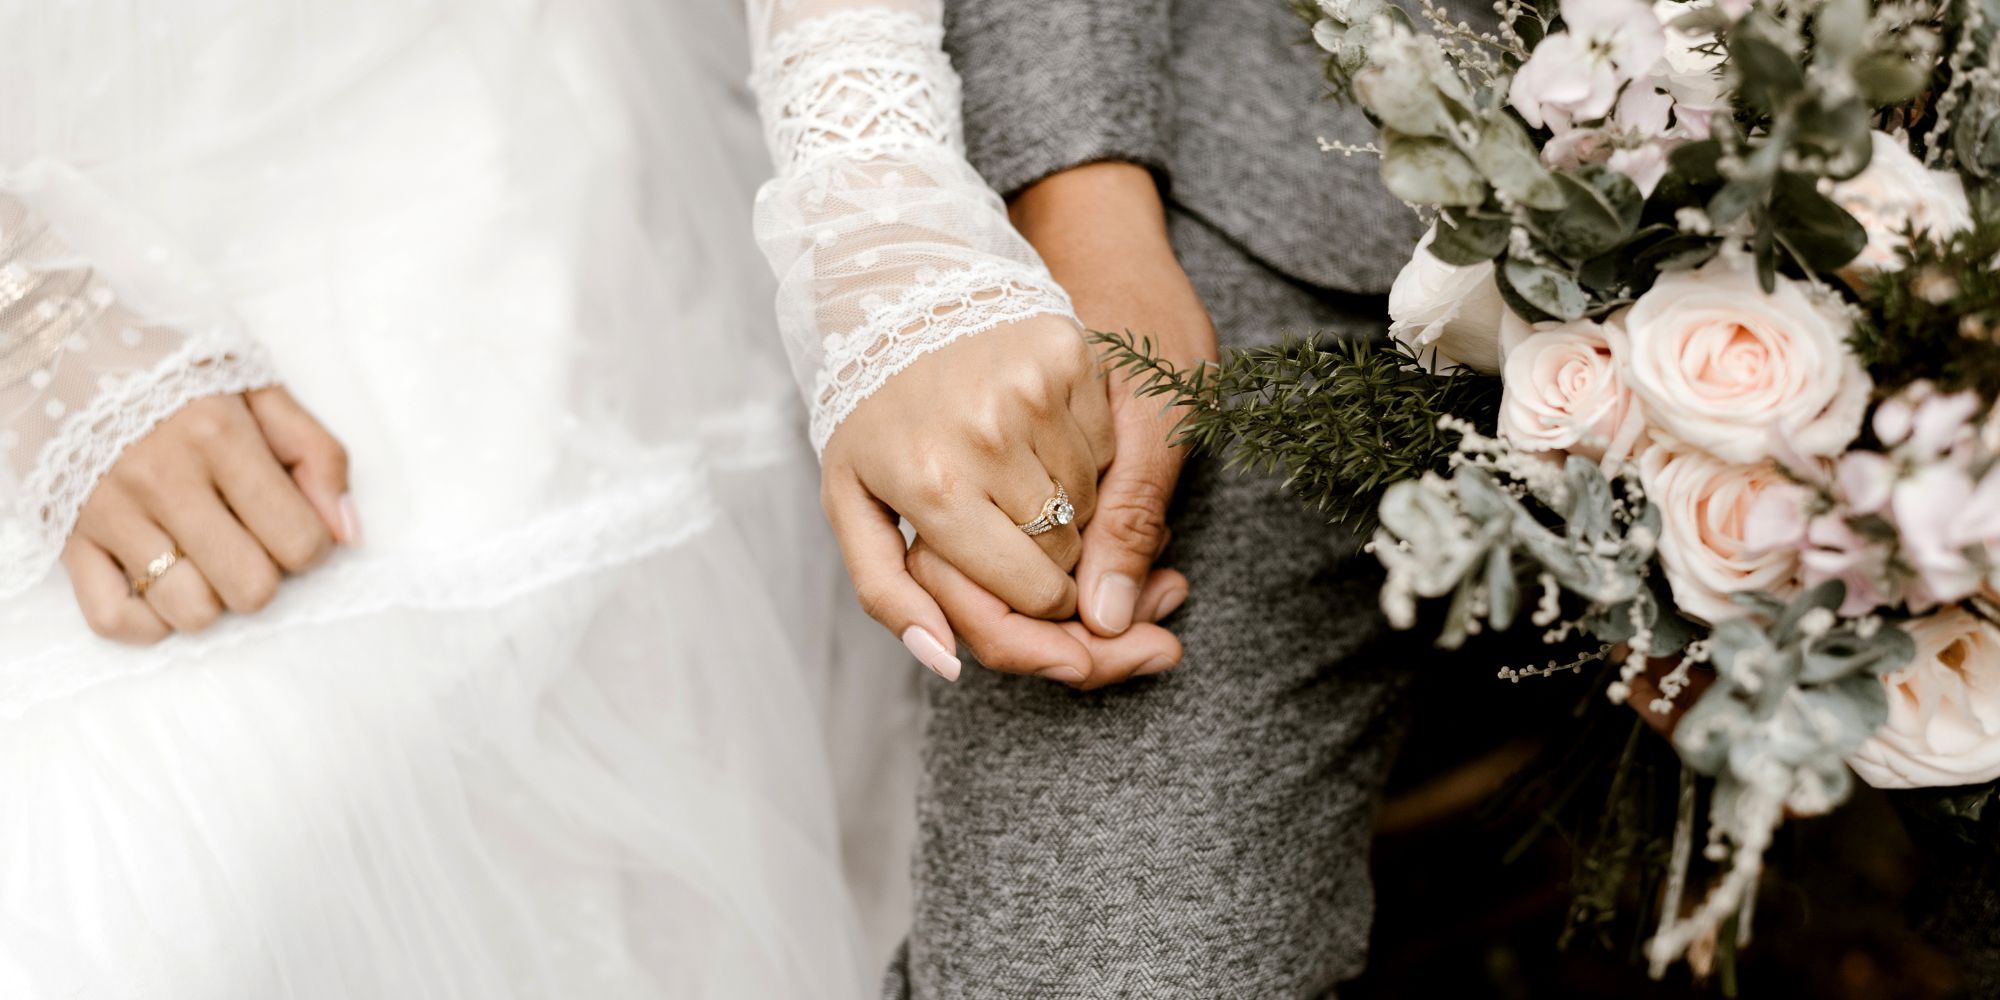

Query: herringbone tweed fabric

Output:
[875, 1, 1499, 995]
[881, 211, 1416, 999]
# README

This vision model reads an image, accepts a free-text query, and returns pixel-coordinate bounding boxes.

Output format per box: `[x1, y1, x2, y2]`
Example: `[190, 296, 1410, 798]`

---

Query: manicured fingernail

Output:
[1154, 583, 1189, 621]
[337, 493, 363, 546]
[1137, 655, 1178, 676]
[902, 626, 961, 682]
[1092, 573, 1139, 634]
[1039, 665, 1087, 685]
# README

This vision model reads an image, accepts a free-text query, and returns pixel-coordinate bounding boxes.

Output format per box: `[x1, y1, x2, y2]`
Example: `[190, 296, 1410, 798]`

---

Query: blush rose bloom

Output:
[1848, 607, 2000, 789]
[1827, 131, 1973, 272]
[1640, 443, 1803, 623]
[1622, 255, 1872, 465]
[1388, 225, 1525, 374]
[1498, 318, 1648, 466]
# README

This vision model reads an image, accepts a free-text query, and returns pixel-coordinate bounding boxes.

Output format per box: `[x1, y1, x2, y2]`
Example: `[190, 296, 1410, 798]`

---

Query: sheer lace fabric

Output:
[0, 167, 274, 598]
[747, 0, 1077, 452]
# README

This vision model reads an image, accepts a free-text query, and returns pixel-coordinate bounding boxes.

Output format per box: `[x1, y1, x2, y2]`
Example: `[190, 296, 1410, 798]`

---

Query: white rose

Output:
[1827, 131, 1974, 272]
[1622, 254, 1872, 465]
[1388, 226, 1523, 374]
[1848, 607, 2000, 789]
[1498, 317, 1649, 465]
[1640, 443, 1803, 623]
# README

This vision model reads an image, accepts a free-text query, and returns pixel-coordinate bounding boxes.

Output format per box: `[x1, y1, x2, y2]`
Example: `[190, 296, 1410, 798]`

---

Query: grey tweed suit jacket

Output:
[883, 3, 1485, 998]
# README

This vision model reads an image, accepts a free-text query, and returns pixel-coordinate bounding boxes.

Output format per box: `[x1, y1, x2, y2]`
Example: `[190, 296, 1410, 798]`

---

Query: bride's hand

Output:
[819, 316, 1114, 677]
[62, 386, 355, 643]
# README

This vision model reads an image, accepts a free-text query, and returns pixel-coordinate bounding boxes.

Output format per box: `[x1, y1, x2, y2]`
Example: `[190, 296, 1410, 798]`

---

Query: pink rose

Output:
[1640, 443, 1803, 623]
[1849, 607, 2000, 789]
[1497, 318, 1648, 466]
[1622, 256, 1872, 465]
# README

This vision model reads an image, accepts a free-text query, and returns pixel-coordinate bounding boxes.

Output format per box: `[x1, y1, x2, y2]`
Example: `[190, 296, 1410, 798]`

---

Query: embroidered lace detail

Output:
[749, 0, 1080, 453]
[753, 6, 961, 175]
[0, 328, 276, 597]
[810, 261, 1073, 451]
[0, 182, 278, 597]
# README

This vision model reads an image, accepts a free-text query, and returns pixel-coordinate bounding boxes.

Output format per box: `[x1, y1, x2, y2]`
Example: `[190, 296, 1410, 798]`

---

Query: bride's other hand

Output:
[62, 387, 355, 643]
[819, 316, 1116, 679]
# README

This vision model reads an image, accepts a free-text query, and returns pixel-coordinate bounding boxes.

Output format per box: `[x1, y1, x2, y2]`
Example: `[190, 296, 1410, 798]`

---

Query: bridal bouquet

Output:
[1106, 0, 2000, 975]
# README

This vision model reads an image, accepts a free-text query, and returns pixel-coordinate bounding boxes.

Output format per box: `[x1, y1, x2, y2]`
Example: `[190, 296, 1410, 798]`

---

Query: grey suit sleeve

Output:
[941, 0, 1174, 198]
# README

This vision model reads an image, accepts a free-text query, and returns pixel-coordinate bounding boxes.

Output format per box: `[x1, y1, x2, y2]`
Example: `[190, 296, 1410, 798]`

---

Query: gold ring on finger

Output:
[1016, 480, 1075, 537]
[130, 545, 184, 598]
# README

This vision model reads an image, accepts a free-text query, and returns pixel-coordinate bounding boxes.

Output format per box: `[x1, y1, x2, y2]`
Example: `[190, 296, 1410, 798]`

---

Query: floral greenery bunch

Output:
[1104, 0, 2000, 978]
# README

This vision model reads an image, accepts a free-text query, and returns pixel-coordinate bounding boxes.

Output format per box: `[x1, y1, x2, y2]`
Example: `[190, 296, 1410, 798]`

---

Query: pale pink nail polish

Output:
[1092, 573, 1139, 634]
[336, 493, 363, 546]
[1039, 665, 1086, 685]
[902, 626, 961, 682]
[1137, 655, 1178, 676]
[1154, 584, 1189, 621]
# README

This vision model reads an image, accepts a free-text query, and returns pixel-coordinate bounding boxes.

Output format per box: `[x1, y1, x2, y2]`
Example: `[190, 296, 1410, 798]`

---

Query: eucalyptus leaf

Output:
[1753, 212, 1779, 293]
[1355, 59, 1458, 138]
[1428, 210, 1511, 265]
[1634, 233, 1721, 274]
[1380, 131, 1487, 207]
[1534, 168, 1644, 261]
[1799, 626, 1917, 684]
[1791, 673, 1890, 755]
[1500, 256, 1589, 321]
[1772, 580, 1846, 646]
[1674, 684, 1747, 775]
[1770, 173, 1867, 272]
[1730, 27, 1805, 114]
[1707, 177, 1769, 227]
[1475, 113, 1566, 211]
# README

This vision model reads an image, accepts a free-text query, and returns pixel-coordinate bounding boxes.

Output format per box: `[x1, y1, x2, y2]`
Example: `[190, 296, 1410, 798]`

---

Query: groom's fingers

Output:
[822, 476, 962, 683]
[1076, 434, 1180, 638]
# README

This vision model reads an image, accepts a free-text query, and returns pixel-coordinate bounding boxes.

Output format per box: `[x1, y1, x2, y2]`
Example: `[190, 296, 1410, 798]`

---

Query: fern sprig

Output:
[1093, 330, 1504, 529]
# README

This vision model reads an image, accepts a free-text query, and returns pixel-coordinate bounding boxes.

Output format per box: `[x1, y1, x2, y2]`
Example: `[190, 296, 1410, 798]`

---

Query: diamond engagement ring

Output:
[130, 545, 184, 598]
[1017, 480, 1075, 537]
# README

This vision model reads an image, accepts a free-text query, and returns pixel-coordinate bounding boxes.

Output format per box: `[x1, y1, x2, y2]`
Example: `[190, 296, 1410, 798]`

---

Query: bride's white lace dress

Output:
[0, 1, 916, 996]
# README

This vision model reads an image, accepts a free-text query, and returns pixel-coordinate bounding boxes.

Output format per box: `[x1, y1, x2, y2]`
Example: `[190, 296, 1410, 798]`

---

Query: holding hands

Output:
[825, 162, 1218, 690]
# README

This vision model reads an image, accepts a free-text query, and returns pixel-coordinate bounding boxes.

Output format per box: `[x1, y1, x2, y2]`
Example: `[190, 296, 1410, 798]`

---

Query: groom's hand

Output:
[1010, 162, 1218, 638]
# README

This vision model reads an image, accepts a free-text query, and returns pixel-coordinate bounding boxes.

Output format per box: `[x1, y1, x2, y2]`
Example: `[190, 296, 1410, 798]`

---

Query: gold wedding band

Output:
[130, 545, 184, 598]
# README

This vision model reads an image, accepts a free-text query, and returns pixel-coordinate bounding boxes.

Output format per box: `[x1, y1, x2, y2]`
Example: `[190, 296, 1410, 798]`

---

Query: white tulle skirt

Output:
[0, 1, 915, 996]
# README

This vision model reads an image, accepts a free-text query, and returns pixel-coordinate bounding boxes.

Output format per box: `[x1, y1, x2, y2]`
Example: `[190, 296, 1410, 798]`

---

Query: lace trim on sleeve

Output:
[809, 259, 1071, 451]
[749, 1, 1082, 454]
[0, 188, 277, 598]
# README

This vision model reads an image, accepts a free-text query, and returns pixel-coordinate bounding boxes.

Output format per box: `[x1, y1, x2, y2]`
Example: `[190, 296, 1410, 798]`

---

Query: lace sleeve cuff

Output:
[748, 1, 1080, 454]
[0, 163, 277, 598]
